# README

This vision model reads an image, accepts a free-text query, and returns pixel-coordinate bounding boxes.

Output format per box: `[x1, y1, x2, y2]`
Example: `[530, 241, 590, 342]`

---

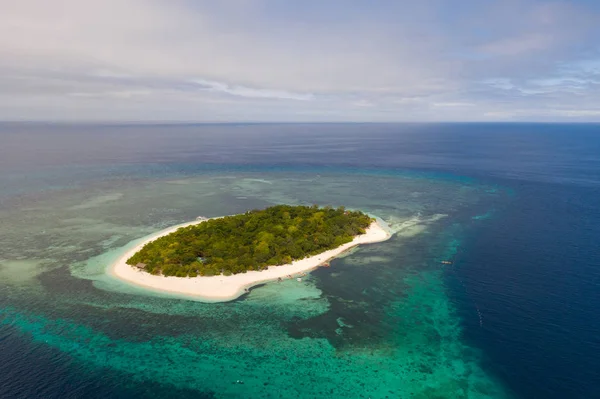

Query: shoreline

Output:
[108, 217, 391, 302]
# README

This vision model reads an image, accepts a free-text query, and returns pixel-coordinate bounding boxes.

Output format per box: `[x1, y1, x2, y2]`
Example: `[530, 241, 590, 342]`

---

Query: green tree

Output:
[126, 205, 373, 277]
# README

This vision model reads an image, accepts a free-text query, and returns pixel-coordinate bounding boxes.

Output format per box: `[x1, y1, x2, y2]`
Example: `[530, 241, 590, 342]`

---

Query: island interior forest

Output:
[127, 205, 373, 276]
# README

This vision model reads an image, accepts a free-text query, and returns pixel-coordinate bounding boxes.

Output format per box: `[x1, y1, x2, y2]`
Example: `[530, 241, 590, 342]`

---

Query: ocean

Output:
[0, 122, 598, 398]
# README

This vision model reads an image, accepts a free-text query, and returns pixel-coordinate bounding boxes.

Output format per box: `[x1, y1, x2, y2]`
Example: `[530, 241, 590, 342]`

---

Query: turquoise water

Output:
[0, 169, 512, 397]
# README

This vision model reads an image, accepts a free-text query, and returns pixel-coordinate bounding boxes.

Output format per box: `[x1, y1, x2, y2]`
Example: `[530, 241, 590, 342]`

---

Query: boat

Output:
[441, 260, 453, 265]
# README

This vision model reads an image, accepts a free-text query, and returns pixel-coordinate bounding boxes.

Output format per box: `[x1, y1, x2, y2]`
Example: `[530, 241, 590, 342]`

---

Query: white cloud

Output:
[482, 78, 515, 91]
[0, 0, 600, 121]
[352, 100, 375, 107]
[191, 79, 314, 101]
[478, 33, 554, 57]
[433, 102, 475, 108]
[553, 109, 600, 117]
[68, 90, 151, 99]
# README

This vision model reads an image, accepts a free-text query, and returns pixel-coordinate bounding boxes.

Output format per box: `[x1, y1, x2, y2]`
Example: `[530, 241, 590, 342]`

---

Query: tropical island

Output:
[127, 205, 372, 277]
[110, 205, 390, 301]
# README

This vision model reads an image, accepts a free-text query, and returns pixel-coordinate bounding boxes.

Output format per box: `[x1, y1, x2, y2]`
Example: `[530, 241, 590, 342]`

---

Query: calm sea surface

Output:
[0, 123, 599, 398]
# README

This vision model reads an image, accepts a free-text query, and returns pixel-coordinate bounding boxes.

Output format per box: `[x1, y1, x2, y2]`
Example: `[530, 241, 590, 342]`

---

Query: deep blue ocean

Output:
[0, 123, 599, 398]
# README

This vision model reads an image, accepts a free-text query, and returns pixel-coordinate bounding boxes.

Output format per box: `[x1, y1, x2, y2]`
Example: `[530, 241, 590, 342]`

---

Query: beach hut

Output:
[135, 263, 147, 270]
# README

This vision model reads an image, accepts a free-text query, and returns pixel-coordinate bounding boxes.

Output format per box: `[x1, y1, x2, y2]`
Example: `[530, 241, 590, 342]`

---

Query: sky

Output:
[1, 0, 600, 122]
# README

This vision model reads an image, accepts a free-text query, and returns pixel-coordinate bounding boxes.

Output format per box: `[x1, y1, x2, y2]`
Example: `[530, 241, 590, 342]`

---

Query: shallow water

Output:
[0, 165, 511, 398]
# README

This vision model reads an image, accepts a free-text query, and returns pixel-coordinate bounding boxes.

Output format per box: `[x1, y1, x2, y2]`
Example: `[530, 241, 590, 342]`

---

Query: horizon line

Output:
[2, 120, 600, 126]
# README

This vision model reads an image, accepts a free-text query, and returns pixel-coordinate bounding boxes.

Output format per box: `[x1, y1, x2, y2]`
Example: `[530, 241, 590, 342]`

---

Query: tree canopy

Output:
[127, 205, 373, 277]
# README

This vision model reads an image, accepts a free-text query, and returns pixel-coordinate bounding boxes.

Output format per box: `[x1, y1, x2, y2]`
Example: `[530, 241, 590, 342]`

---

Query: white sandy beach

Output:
[109, 217, 391, 302]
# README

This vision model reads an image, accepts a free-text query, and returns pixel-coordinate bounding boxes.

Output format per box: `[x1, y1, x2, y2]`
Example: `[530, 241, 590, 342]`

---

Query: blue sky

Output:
[1, 0, 600, 122]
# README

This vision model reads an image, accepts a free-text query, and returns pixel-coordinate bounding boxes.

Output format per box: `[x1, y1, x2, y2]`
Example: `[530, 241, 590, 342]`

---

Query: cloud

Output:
[1, 0, 600, 121]
[191, 79, 314, 101]
[68, 90, 152, 99]
[352, 100, 375, 108]
[551, 109, 600, 117]
[433, 102, 475, 108]
[477, 33, 554, 57]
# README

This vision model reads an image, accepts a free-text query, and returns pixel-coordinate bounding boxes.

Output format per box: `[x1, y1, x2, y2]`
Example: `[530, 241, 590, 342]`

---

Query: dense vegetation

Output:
[127, 205, 373, 277]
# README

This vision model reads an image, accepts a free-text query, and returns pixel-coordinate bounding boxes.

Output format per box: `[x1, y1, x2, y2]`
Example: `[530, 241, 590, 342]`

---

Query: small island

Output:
[127, 205, 372, 277]
[110, 205, 390, 301]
